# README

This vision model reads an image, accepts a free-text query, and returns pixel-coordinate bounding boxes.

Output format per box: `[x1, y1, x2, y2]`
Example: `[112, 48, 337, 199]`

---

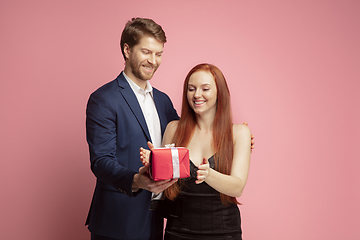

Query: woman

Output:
[141, 63, 251, 239]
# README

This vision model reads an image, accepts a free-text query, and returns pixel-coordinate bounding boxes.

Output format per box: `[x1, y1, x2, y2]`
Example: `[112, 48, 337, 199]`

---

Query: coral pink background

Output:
[1, 0, 359, 239]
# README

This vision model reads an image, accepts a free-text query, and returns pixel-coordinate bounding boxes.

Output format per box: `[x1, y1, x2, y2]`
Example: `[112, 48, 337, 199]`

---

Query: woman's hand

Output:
[196, 157, 210, 184]
[140, 141, 154, 167]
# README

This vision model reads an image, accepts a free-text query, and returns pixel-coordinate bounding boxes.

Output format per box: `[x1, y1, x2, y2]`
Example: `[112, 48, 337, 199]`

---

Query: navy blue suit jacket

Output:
[85, 72, 179, 239]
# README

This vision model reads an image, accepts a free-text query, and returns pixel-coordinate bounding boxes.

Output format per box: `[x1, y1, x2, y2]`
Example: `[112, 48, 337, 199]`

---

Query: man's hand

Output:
[135, 141, 177, 193]
[243, 122, 255, 153]
[132, 165, 177, 194]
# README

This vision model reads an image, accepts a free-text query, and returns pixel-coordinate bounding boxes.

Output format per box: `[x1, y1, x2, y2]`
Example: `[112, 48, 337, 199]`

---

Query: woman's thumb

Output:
[147, 141, 155, 150]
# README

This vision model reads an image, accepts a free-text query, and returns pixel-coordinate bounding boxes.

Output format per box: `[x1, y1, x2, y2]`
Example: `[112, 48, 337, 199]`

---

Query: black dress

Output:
[164, 155, 242, 240]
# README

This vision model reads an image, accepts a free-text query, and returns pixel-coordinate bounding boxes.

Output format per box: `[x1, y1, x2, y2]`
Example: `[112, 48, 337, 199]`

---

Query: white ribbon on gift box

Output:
[170, 147, 180, 179]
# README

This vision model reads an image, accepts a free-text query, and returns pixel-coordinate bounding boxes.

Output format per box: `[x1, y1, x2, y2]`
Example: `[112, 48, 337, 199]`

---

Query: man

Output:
[85, 18, 179, 240]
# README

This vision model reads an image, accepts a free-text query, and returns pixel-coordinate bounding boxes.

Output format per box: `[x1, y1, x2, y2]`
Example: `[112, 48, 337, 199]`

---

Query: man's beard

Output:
[130, 58, 158, 81]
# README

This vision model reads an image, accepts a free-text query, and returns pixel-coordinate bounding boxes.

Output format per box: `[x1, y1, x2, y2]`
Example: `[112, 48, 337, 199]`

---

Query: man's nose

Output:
[147, 54, 155, 64]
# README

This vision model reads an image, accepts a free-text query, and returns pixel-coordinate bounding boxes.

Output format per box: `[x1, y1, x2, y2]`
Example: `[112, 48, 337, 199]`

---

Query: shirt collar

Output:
[122, 72, 153, 96]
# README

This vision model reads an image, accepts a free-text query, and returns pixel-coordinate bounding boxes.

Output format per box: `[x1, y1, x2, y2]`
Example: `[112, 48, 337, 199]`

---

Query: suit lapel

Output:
[117, 73, 152, 142]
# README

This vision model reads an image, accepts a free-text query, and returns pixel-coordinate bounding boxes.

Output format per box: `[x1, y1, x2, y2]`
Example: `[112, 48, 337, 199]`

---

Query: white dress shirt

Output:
[123, 72, 162, 148]
[123, 72, 163, 200]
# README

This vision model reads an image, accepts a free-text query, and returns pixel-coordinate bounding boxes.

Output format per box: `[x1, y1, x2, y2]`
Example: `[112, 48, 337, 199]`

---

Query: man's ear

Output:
[124, 43, 130, 60]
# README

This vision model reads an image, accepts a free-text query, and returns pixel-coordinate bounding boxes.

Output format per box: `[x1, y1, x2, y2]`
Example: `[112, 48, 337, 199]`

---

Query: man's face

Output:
[124, 36, 164, 83]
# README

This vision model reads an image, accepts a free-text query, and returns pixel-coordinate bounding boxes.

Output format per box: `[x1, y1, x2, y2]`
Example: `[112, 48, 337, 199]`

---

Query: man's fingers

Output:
[139, 165, 149, 175]
[150, 179, 178, 194]
[156, 179, 177, 187]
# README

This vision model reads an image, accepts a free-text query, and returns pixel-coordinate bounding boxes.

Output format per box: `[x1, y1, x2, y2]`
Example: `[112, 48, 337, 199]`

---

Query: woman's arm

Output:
[197, 124, 251, 197]
[161, 120, 179, 146]
[140, 120, 179, 165]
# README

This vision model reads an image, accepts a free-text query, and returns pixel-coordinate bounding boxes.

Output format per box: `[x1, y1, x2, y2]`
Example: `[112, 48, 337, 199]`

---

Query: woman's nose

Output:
[194, 89, 201, 98]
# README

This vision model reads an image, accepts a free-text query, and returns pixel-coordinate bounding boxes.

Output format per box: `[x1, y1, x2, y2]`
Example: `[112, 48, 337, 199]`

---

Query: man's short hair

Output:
[120, 18, 166, 60]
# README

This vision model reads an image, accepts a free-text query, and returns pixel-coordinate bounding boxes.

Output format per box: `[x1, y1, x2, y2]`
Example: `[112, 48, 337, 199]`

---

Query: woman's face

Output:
[187, 70, 218, 116]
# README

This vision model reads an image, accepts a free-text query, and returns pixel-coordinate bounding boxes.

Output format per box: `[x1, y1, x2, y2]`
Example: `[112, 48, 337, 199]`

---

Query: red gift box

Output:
[150, 147, 190, 181]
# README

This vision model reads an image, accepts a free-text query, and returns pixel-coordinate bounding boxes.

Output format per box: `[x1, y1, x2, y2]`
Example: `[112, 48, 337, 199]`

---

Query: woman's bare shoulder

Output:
[232, 123, 251, 139]
[166, 120, 179, 131]
[163, 120, 179, 144]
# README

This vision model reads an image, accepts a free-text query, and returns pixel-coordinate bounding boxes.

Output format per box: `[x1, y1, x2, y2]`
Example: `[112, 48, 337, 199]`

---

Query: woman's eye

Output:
[188, 88, 195, 92]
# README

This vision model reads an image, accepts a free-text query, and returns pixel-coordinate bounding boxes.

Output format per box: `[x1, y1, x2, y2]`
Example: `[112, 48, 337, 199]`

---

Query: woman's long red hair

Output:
[165, 63, 239, 205]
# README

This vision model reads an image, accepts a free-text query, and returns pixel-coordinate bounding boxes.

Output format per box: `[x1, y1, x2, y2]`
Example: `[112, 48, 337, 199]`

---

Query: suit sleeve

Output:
[164, 92, 180, 121]
[86, 92, 137, 197]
